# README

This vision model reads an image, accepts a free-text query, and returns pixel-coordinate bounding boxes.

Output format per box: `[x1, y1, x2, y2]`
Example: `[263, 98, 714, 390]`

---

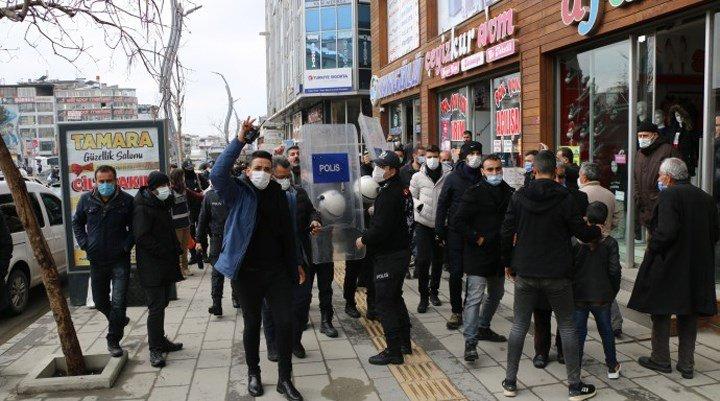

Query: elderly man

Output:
[578, 162, 624, 337]
[629, 158, 719, 380]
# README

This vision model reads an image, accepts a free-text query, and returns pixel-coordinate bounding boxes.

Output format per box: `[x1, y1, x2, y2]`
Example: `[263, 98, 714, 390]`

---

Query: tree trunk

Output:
[0, 137, 86, 375]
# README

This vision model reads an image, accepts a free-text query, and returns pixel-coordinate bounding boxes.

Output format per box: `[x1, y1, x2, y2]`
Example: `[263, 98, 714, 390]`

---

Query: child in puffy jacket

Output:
[572, 201, 622, 380]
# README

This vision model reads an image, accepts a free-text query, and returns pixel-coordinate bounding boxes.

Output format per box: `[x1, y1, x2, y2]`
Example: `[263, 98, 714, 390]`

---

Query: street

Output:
[0, 281, 66, 347]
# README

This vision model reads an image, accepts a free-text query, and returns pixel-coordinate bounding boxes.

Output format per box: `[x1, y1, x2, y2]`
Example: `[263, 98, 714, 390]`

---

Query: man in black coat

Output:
[72, 165, 134, 358]
[435, 141, 483, 329]
[196, 183, 237, 316]
[452, 155, 513, 362]
[629, 158, 719, 380]
[0, 210, 12, 312]
[500, 150, 601, 399]
[182, 160, 207, 269]
[133, 171, 184, 368]
[357, 150, 413, 365]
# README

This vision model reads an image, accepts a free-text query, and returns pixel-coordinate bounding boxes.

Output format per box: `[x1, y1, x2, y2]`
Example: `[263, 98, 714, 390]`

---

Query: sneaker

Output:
[447, 313, 462, 330]
[345, 304, 361, 319]
[638, 356, 671, 373]
[464, 342, 478, 362]
[607, 363, 621, 379]
[429, 294, 442, 306]
[417, 299, 429, 313]
[501, 379, 517, 397]
[476, 327, 507, 343]
[568, 382, 596, 401]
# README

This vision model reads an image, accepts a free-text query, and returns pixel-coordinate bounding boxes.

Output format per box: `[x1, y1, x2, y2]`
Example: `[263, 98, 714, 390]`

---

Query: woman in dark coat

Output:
[133, 171, 185, 368]
[629, 158, 719, 378]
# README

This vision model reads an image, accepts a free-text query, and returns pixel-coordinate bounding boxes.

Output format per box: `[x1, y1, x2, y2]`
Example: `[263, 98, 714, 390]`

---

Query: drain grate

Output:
[334, 263, 467, 401]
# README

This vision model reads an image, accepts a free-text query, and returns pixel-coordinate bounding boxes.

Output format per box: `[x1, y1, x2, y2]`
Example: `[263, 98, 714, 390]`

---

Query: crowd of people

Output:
[65, 121, 718, 401]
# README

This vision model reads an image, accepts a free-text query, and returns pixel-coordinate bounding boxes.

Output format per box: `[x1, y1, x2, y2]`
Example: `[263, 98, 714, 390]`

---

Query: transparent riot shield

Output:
[299, 124, 366, 263]
[358, 113, 392, 159]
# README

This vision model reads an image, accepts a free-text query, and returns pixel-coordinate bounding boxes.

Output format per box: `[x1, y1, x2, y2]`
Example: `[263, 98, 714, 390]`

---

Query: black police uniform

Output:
[361, 159, 413, 363]
[196, 188, 237, 310]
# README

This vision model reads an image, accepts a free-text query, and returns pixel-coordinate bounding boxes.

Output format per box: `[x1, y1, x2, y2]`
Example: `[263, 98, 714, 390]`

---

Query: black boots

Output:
[107, 340, 123, 358]
[161, 337, 183, 353]
[464, 342, 478, 362]
[369, 333, 404, 365]
[293, 343, 306, 359]
[149, 350, 166, 367]
[400, 326, 412, 355]
[277, 378, 303, 401]
[208, 301, 222, 317]
[248, 373, 264, 396]
[417, 298, 429, 313]
[320, 313, 338, 338]
[345, 303, 361, 318]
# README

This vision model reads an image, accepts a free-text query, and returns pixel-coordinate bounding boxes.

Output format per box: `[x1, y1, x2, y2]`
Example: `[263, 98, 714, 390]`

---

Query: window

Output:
[337, 4, 352, 30]
[320, 6, 336, 31]
[0, 194, 45, 231]
[18, 115, 36, 125]
[321, 31, 337, 69]
[19, 128, 36, 138]
[36, 103, 53, 112]
[305, 7, 320, 32]
[357, 2, 370, 30]
[41, 193, 63, 226]
[337, 30, 353, 68]
[358, 33, 371, 68]
[18, 103, 35, 112]
[38, 115, 54, 125]
[38, 127, 54, 138]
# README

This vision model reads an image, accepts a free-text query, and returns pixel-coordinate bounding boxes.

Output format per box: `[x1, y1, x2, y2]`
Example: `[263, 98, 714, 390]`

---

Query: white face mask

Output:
[426, 157, 440, 170]
[417, 156, 426, 165]
[155, 186, 171, 201]
[638, 137, 654, 149]
[250, 171, 271, 190]
[372, 165, 386, 183]
[466, 155, 482, 169]
[577, 178, 584, 188]
[276, 177, 291, 191]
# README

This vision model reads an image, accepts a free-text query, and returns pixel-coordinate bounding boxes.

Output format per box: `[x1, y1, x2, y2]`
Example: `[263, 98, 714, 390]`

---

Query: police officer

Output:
[356, 150, 412, 365]
[196, 181, 238, 316]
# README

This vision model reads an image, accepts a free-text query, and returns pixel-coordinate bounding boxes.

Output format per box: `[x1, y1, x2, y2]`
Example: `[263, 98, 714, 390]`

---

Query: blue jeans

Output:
[462, 275, 505, 345]
[573, 304, 618, 369]
[90, 259, 130, 342]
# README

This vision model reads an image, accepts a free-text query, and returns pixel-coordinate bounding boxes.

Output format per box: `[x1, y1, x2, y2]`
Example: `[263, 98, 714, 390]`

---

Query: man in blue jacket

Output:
[210, 117, 305, 401]
[72, 165, 134, 358]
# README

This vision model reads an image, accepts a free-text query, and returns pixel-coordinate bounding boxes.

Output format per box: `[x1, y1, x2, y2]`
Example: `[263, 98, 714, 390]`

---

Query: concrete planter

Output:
[17, 352, 127, 395]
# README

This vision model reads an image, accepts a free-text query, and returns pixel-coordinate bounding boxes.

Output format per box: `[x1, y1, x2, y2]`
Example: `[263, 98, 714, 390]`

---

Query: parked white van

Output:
[0, 181, 67, 315]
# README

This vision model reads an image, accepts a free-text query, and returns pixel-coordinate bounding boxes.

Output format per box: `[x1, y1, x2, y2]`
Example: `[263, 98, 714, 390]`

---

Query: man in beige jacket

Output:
[578, 161, 624, 338]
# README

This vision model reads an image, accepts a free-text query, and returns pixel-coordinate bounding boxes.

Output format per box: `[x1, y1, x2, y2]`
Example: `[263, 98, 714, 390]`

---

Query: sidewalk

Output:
[0, 263, 718, 401]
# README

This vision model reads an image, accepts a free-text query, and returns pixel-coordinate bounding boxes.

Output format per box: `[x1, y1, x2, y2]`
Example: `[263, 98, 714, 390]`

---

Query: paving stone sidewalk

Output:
[0, 264, 719, 401]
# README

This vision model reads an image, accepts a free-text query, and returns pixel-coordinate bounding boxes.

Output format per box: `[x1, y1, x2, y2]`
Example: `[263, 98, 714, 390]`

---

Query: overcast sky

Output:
[0, 0, 267, 137]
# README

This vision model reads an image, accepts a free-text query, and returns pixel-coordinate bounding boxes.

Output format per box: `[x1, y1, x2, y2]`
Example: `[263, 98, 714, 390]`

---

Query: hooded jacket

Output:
[409, 164, 451, 228]
[501, 178, 601, 278]
[133, 188, 184, 287]
[434, 161, 481, 238]
[72, 188, 134, 264]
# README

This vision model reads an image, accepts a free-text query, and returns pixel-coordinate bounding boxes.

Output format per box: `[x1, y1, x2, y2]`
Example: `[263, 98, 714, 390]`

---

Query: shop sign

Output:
[58, 120, 167, 271]
[439, 90, 469, 150]
[494, 76, 521, 137]
[303, 68, 353, 94]
[561, 0, 642, 36]
[369, 57, 423, 105]
[425, 8, 516, 78]
[387, 0, 420, 63]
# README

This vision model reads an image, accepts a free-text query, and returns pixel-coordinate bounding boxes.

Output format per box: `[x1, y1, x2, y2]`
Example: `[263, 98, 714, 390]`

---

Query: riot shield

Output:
[358, 113, 392, 159]
[299, 124, 366, 263]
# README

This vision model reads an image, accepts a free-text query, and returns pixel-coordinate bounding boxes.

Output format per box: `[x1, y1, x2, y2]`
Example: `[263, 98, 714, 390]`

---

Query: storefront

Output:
[371, 0, 718, 271]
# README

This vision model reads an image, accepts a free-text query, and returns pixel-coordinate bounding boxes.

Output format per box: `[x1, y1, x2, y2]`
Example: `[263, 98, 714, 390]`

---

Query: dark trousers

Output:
[447, 230, 464, 313]
[188, 223, 203, 269]
[144, 284, 172, 352]
[263, 262, 334, 348]
[574, 304, 617, 369]
[237, 268, 293, 380]
[533, 309, 562, 358]
[373, 249, 411, 342]
[506, 277, 581, 386]
[91, 259, 130, 342]
[210, 266, 237, 304]
[651, 314, 698, 370]
[415, 224, 443, 299]
[344, 256, 375, 312]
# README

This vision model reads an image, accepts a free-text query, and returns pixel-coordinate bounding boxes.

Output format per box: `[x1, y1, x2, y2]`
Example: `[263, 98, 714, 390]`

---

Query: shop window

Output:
[389, 104, 404, 142]
[438, 87, 469, 152]
[305, 7, 320, 32]
[321, 31, 338, 68]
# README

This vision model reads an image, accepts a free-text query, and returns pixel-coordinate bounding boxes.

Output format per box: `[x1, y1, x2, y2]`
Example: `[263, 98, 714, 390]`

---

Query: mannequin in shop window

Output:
[654, 109, 672, 145]
[667, 105, 700, 177]
[637, 101, 650, 125]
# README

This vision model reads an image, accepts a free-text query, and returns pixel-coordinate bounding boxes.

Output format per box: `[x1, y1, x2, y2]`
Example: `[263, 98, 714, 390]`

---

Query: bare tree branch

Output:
[212, 71, 238, 145]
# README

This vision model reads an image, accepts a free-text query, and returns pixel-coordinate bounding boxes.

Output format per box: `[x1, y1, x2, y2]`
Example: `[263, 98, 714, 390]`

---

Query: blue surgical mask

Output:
[486, 174, 504, 186]
[524, 161, 533, 173]
[98, 182, 115, 197]
[657, 181, 668, 192]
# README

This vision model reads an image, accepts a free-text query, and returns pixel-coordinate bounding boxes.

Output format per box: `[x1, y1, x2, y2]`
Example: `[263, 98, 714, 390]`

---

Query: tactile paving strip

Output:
[334, 263, 467, 401]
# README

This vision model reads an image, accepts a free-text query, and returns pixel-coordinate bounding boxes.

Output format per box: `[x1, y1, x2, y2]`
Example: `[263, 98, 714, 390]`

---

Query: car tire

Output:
[6, 268, 29, 316]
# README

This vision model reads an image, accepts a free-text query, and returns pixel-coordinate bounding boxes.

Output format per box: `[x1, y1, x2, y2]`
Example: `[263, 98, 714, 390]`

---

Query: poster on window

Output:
[387, 0, 419, 63]
[437, 0, 500, 34]
[493, 73, 522, 167]
[439, 89, 469, 151]
[58, 120, 167, 272]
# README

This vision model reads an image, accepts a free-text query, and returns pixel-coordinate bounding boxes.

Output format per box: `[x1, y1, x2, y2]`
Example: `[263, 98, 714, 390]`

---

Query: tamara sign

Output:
[561, 0, 644, 36]
[425, 8, 516, 79]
